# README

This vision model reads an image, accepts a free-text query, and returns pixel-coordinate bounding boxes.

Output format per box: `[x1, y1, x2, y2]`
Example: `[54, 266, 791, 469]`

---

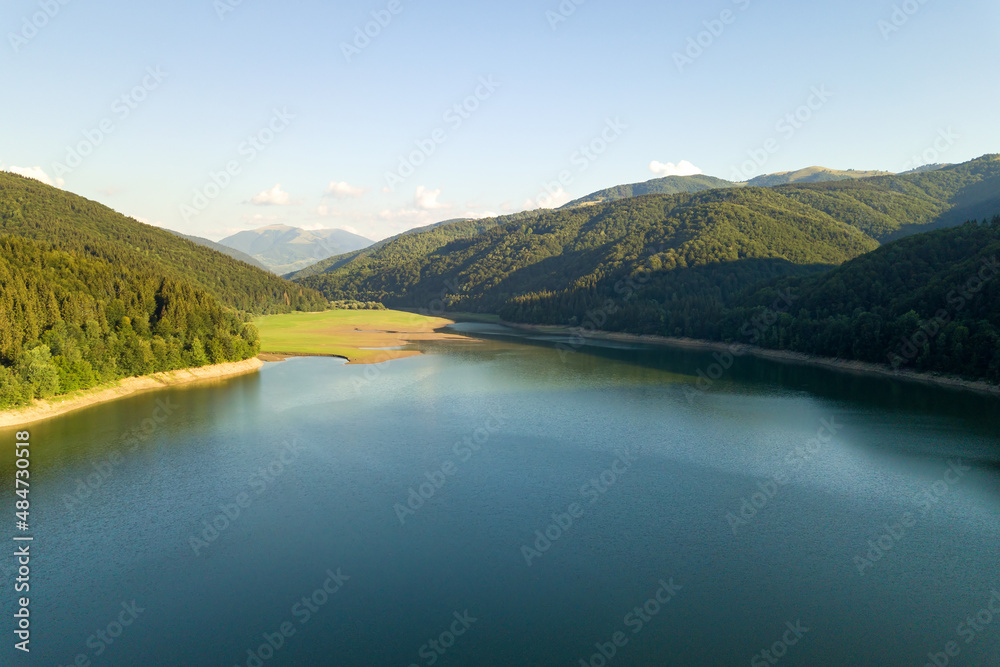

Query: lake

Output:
[2, 324, 999, 666]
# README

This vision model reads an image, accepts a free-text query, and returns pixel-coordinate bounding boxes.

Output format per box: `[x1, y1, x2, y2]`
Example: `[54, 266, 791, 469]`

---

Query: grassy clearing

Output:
[253, 309, 458, 364]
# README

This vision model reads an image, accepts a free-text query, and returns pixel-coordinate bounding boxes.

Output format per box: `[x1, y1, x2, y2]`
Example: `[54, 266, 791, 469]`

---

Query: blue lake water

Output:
[2, 324, 999, 666]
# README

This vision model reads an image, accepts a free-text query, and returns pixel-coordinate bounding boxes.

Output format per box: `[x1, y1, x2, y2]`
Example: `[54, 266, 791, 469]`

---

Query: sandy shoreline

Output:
[0, 358, 264, 428]
[501, 322, 1000, 397]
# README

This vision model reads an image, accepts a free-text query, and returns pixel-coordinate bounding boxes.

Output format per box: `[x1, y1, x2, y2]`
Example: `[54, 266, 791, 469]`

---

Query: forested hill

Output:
[558, 168, 893, 210]
[293, 156, 1000, 309]
[0, 172, 328, 313]
[291, 156, 1000, 383]
[0, 234, 261, 409]
[744, 167, 891, 187]
[288, 215, 533, 280]
[561, 174, 735, 208]
[693, 218, 1000, 383]
[297, 186, 881, 313]
[0, 172, 329, 409]
[773, 155, 1000, 241]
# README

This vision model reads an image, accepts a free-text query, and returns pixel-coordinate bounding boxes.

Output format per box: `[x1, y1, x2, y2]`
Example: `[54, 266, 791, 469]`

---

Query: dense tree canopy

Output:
[0, 172, 328, 314]
[295, 156, 1000, 384]
[0, 235, 261, 408]
[0, 171, 336, 409]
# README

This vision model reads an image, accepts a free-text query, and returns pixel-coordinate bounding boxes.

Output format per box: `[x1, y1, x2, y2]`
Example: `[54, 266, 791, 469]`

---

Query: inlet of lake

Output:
[2, 323, 999, 666]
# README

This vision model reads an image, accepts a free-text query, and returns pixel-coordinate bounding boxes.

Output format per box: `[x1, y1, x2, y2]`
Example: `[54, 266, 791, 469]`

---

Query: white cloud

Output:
[462, 210, 498, 220]
[524, 187, 572, 210]
[6, 165, 64, 188]
[325, 181, 367, 199]
[251, 184, 292, 206]
[649, 160, 703, 177]
[414, 185, 448, 210]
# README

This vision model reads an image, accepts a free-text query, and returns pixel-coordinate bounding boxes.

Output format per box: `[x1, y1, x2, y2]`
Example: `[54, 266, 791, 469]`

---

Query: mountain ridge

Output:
[219, 224, 373, 274]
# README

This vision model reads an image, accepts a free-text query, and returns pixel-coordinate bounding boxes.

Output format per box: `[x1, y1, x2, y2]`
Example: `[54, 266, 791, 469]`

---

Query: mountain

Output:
[166, 230, 269, 271]
[219, 225, 373, 274]
[900, 164, 951, 175]
[713, 217, 1000, 383]
[288, 217, 503, 280]
[0, 172, 332, 409]
[775, 155, 1000, 241]
[561, 175, 735, 208]
[744, 167, 891, 187]
[0, 172, 327, 314]
[560, 168, 895, 211]
[293, 156, 1000, 338]
[296, 186, 882, 315]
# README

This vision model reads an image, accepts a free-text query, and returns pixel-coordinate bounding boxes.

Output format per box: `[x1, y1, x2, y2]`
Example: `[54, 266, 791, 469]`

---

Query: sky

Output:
[1, 0, 998, 242]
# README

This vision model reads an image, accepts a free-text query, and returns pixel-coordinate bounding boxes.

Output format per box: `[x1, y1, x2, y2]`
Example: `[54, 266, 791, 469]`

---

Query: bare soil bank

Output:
[503, 322, 1000, 397]
[0, 358, 264, 428]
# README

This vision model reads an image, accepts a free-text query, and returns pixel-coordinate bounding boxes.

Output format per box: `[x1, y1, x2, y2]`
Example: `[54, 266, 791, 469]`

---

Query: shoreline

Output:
[499, 322, 1000, 397]
[255, 310, 463, 365]
[0, 358, 264, 428]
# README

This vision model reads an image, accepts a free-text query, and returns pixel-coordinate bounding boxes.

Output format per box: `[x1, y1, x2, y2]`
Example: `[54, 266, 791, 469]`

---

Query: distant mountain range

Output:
[288, 218, 492, 280]
[218, 225, 372, 274]
[743, 166, 891, 187]
[561, 167, 891, 209]
[561, 175, 735, 208]
[290, 155, 1000, 382]
[166, 230, 268, 271]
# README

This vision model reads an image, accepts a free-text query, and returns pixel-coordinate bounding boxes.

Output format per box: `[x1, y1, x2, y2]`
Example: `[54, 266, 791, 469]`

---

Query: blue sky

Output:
[2, 0, 998, 241]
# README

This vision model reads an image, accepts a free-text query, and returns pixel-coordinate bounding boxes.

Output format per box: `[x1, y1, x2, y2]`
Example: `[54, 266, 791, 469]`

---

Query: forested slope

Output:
[0, 173, 330, 409]
[0, 173, 327, 313]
